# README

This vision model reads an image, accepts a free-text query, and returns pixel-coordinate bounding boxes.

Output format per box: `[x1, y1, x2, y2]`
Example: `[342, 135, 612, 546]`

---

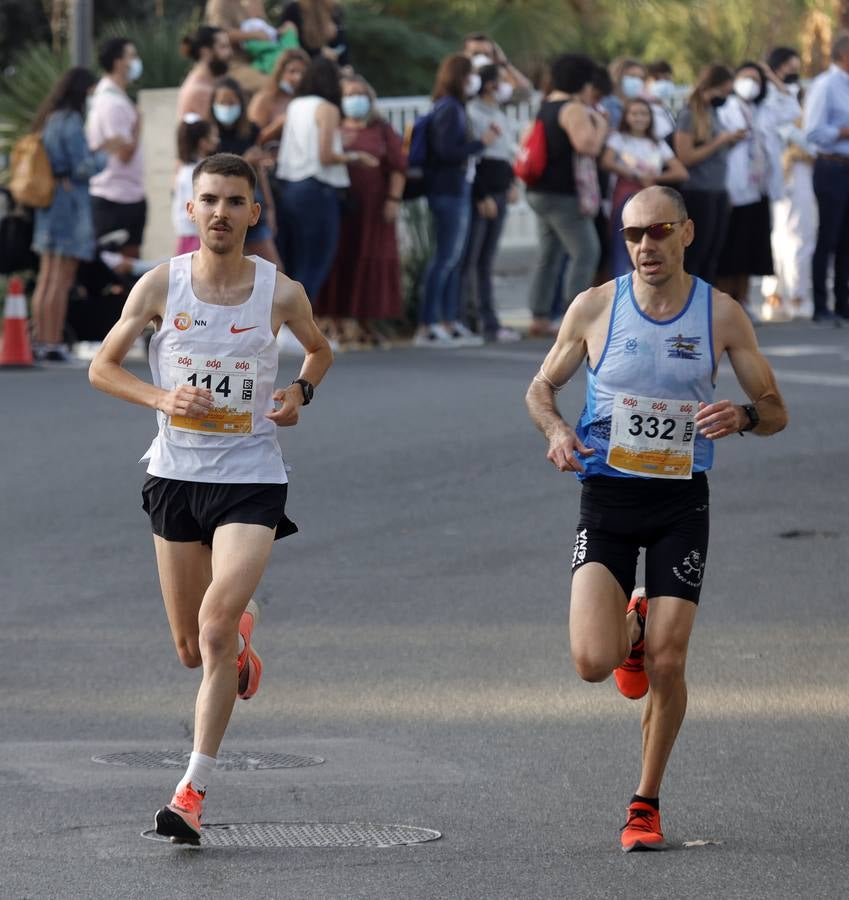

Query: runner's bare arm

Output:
[694, 292, 789, 440]
[267, 275, 334, 427]
[88, 264, 213, 418]
[525, 289, 599, 473]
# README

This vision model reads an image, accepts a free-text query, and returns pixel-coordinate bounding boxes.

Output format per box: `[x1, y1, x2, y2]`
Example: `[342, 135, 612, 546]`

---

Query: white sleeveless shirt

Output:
[142, 253, 287, 484]
[276, 95, 350, 187]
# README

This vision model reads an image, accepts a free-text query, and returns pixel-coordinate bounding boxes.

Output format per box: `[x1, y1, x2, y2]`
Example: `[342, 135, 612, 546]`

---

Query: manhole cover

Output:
[92, 751, 324, 770]
[778, 529, 839, 539]
[141, 822, 442, 848]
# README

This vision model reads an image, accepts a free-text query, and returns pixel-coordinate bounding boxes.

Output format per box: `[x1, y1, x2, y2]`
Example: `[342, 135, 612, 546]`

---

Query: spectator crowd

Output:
[10, 0, 849, 362]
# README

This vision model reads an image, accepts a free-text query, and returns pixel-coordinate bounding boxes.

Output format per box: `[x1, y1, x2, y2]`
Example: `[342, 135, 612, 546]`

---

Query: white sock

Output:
[177, 751, 217, 795]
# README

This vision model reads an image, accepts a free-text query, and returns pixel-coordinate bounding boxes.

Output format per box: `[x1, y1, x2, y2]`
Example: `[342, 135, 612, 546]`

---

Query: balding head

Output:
[621, 187, 693, 286]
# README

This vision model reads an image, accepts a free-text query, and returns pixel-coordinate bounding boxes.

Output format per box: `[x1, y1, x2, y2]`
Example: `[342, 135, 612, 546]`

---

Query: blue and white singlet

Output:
[574, 275, 716, 480]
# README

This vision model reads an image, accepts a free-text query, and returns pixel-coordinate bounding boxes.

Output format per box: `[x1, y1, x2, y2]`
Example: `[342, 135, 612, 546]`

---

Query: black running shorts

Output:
[571, 472, 710, 604]
[142, 476, 298, 547]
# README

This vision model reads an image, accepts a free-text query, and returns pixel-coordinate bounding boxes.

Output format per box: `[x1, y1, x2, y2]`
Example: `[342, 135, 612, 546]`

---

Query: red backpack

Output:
[513, 118, 547, 187]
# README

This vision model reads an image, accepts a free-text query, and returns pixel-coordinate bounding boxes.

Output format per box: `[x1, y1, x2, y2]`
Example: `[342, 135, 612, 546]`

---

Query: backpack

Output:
[9, 133, 55, 208]
[402, 109, 435, 201]
[513, 117, 547, 187]
[0, 188, 38, 275]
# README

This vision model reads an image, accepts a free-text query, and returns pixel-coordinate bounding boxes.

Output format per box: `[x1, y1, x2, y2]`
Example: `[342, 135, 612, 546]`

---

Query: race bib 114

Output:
[606, 393, 696, 479]
[169, 353, 258, 436]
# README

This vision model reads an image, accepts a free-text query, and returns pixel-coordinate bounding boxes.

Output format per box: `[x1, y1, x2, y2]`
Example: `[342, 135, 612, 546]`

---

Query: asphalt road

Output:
[1, 320, 848, 900]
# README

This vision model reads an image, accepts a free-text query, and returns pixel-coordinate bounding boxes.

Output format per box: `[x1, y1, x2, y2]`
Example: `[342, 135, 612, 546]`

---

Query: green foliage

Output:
[346, 4, 455, 96]
[0, 44, 68, 151]
[399, 199, 434, 324]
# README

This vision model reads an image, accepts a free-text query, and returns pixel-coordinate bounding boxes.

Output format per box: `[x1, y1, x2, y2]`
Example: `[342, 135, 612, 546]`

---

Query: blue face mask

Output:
[622, 75, 644, 99]
[341, 94, 371, 120]
[213, 103, 241, 126]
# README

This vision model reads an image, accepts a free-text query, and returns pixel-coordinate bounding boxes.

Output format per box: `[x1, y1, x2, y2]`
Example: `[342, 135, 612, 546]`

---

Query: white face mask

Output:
[213, 103, 241, 126]
[471, 53, 493, 70]
[651, 79, 675, 101]
[734, 77, 761, 102]
[465, 73, 482, 98]
[127, 57, 143, 82]
[495, 81, 513, 104]
[621, 75, 644, 98]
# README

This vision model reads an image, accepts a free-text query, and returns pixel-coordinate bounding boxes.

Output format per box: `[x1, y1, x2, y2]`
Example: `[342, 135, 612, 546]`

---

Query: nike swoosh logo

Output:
[230, 324, 259, 334]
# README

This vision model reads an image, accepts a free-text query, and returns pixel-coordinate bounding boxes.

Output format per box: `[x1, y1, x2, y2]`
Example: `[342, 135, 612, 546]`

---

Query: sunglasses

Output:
[620, 221, 685, 243]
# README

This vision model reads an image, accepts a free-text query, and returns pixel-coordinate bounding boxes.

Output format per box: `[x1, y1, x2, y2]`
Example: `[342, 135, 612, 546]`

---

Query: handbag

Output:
[513, 118, 548, 186]
[573, 153, 601, 218]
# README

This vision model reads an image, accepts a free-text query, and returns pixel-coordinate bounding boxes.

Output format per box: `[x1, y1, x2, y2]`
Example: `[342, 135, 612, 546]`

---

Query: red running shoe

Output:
[154, 782, 204, 845]
[237, 599, 263, 700]
[614, 588, 648, 699]
[620, 800, 665, 852]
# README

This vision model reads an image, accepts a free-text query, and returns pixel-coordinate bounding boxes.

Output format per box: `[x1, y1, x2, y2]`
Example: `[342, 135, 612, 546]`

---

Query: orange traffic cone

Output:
[1, 276, 34, 367]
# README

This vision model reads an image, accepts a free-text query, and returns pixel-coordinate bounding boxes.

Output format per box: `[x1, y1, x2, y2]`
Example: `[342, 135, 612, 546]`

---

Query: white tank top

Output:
[142, 253, 287, 484]
[276, 95, 350, 187]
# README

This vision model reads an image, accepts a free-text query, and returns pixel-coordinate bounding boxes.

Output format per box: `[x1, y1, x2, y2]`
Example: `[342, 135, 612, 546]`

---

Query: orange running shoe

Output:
[614, 588, 648, 700]
[620, 800, 665, 852]
[154, 782, 204, 845]
[237, 599, 262, 700]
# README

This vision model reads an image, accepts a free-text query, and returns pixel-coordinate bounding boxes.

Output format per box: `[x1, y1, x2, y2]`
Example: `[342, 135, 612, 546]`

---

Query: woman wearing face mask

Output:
[276, 57, 378, 307]
[415, 53, 499, 347]
[645, 60, 677, 144]
[211, 77, 282, 268]
[601, 58, 647, 129]
[248, 48, 309, 148]
[674, 63, 743, 282]
[460, 64, 521, 343]
[715, 61, 800, 307]
[316, 76, 407, 348]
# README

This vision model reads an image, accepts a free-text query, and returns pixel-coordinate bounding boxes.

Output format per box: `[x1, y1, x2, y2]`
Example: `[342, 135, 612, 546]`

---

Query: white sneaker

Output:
[412, 324, 458, 348]
[450, 322, 484, 347]
[495, 326, 521, 343]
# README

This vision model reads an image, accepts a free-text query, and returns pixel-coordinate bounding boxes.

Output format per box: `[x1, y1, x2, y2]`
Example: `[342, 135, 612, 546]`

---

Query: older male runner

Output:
[525, 186, 787, 851]
[90, 152, 333, 844]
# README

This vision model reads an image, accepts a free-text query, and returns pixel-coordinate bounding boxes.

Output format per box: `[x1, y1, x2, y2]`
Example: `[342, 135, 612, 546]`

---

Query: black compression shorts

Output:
[571, 472, 710, 604]
[142, 476, 298, 547]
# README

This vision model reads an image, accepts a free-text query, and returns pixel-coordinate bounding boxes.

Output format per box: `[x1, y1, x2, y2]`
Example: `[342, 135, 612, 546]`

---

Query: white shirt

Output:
[241, 16, 278, 41]
[171, 163, 196, 238]
[276, 96, 350, 187]
[718, 88, 800, 205]
[606, 132, 674, 176]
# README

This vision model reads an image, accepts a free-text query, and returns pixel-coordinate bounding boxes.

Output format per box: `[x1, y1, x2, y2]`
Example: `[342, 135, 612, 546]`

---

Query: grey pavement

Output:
[1, 310, 849, 899]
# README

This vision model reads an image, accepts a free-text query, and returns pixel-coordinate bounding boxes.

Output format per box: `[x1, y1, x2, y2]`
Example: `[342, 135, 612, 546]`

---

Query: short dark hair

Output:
[297, 56, 342, 107]
[646, 60, 673, 79]
[549, 53, 596, 94]
[591, 64, 613, 97]
[463, 32, 491, 48]
[181, 26, 223, 62]
[477, 63, 500, 92]
[767, 46, 799, 72]
[192, 152, 257, 194]
[98, 37, 131, 74]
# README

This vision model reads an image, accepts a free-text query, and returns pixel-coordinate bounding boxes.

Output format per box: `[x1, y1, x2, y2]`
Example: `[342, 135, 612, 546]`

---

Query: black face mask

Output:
[209, 58, 229, 77]
[709, 95, 727, 109]
[783, 73, 800, 85]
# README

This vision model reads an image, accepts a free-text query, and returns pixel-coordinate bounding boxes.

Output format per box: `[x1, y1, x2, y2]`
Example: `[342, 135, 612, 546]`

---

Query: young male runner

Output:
[525, 186, 787, 852]
[89, 152, 332, 844]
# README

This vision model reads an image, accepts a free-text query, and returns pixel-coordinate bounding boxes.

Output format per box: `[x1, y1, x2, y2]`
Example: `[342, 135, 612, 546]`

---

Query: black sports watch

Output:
[740, 403, 759, 433]
[291, 378, 314, 406]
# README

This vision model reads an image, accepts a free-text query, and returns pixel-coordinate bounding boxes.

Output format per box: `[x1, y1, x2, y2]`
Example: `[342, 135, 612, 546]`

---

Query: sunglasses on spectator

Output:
[620, 221, 685, 243]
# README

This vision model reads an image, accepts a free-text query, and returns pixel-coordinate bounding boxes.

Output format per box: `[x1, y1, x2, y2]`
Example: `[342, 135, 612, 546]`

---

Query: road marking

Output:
[719, 364, 849, 388]
[763, 344, 846, 358]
